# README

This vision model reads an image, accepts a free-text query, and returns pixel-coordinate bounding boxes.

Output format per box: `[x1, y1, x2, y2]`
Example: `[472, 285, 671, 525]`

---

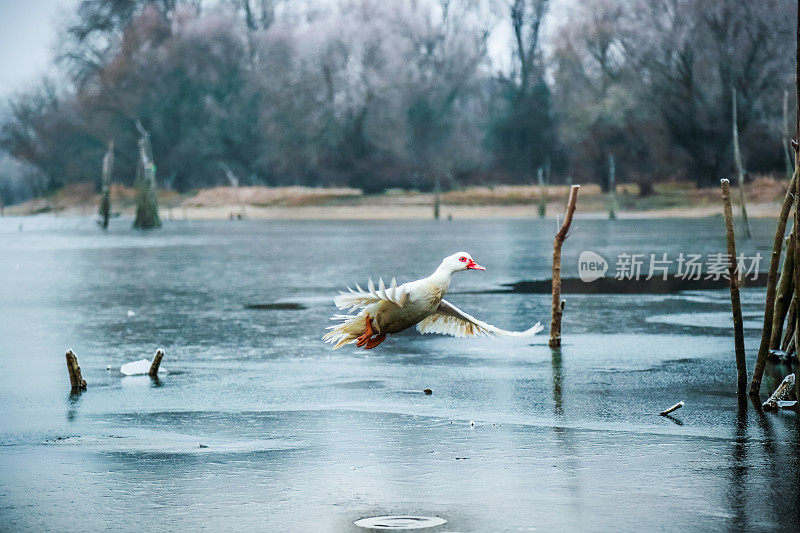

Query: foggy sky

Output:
[0, 0, 79, 97]
[0, 0, 574, 99]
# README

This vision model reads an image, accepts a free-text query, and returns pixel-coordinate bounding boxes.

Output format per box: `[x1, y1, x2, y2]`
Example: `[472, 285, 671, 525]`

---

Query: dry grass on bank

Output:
[4, 175, 791, 219]
[181, 186, 362, 207]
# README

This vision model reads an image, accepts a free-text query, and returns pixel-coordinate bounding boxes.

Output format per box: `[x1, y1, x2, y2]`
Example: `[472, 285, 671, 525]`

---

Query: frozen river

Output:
[1, 216, 798, 531]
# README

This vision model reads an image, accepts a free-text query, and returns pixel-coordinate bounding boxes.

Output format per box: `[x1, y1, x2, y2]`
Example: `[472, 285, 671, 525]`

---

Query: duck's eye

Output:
[459, 256, 467, 262]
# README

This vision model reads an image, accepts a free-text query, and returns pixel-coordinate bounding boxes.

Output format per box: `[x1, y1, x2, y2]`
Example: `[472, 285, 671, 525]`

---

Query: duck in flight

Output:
[323, 252, 543, 349]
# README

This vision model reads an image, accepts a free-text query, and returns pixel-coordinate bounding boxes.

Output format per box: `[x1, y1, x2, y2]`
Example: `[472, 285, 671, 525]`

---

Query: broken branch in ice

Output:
[762, 373, 796, 410]
[659, 401, 684, 416]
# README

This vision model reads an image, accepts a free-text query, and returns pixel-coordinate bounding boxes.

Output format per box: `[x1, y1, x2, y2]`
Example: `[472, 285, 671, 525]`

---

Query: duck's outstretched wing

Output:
[417, 299, 543, 338]
[333, 277, 409, 312]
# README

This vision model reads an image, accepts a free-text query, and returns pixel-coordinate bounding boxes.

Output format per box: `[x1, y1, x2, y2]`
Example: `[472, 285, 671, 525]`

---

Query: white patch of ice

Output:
[120, 359, 151, 376]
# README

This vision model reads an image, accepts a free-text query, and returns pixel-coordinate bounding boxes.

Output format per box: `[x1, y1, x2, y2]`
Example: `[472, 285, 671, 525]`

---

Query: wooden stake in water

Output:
[220, 163, 248, 220]
[731, 87, 752, 239]
[99, 139, 113, 230]
[549, 185, 580, 349]
[783, 89, 794, 180]
[65, 349, 87, 391]
[770, 236, 794, 350]
[721, 179, 747, 396]
[148, 348, 165, 377]
[433, 173, 441, 220]
[781, 295, 797, 353]
[608, 154, 616, 220]
[537, 167, 546, 218]
[751, 167, 798, 396]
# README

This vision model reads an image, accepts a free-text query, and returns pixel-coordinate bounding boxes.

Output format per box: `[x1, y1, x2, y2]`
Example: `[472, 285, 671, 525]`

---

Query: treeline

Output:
[0, 0, 795, 204]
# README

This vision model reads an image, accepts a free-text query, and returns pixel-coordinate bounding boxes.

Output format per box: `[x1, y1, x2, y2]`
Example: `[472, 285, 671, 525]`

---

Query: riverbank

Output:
[4, 177, 789, 220]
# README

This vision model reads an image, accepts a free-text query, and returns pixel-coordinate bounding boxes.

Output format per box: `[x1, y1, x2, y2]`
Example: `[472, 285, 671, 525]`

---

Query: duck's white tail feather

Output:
[334, 277, 408, 312]
[322, 313, 367, 349]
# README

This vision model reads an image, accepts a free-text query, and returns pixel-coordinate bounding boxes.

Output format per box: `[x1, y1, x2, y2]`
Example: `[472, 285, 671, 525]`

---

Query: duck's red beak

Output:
[466, 259, 486, 270]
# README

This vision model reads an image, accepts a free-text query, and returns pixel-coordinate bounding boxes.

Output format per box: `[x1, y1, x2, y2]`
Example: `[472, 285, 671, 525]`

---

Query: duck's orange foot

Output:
[355, 315, 375, 347]
[363, 334, 386, 349]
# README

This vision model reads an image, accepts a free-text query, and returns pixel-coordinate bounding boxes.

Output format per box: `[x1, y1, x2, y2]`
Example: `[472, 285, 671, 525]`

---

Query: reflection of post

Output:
[551, 348, 563, 416]
[728, 400, 749, 530]
[608, 154, 616, 220]
[549, 185, 581, 348]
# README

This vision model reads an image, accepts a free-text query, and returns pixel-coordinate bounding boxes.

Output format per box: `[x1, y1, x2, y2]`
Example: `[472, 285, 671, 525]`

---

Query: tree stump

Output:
[133, 121, 162, 230]
[65, 349, 87, 391]
[148, 349, 165, 377]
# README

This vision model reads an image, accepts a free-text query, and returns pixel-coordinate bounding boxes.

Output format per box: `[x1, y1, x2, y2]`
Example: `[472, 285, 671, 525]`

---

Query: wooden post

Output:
[99, 139, 113, 230]
[537, 167, 546, 218]
[65, 349, 87, 391]
[433, 173, 441, 220]
[770, 236, 794, 349]
[731, 87, 752, 239]
[608, 154, 616, 220]
[783, 89, 793, 180]
[793, 155, 800, 369]
[133, 121, 162, 230]
[544, 155, 551, 188]
[792, 5, 800, 376]
[751, 170, 797, 395]
[220, 163, 248, 220]
[549, 185, 581, 348]
[781, 295, 796, 352]
[148, 348, 164, 377]
[754, 8, 800, 395]
[721, 179, 747, 396]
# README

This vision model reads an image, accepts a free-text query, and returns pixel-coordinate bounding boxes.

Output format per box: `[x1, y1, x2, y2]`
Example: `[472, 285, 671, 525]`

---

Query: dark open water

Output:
[1, 215, 798, 532]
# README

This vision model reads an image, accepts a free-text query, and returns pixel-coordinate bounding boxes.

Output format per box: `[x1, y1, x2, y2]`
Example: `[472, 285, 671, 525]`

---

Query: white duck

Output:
[323, 252, 543, 349]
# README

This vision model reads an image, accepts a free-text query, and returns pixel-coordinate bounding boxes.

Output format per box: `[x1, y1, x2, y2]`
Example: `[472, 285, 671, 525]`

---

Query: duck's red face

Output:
[458, 255, 486, 270]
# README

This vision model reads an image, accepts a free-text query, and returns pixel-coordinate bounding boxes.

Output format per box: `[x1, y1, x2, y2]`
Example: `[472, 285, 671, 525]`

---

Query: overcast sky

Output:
[0, 0, 79, 97]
